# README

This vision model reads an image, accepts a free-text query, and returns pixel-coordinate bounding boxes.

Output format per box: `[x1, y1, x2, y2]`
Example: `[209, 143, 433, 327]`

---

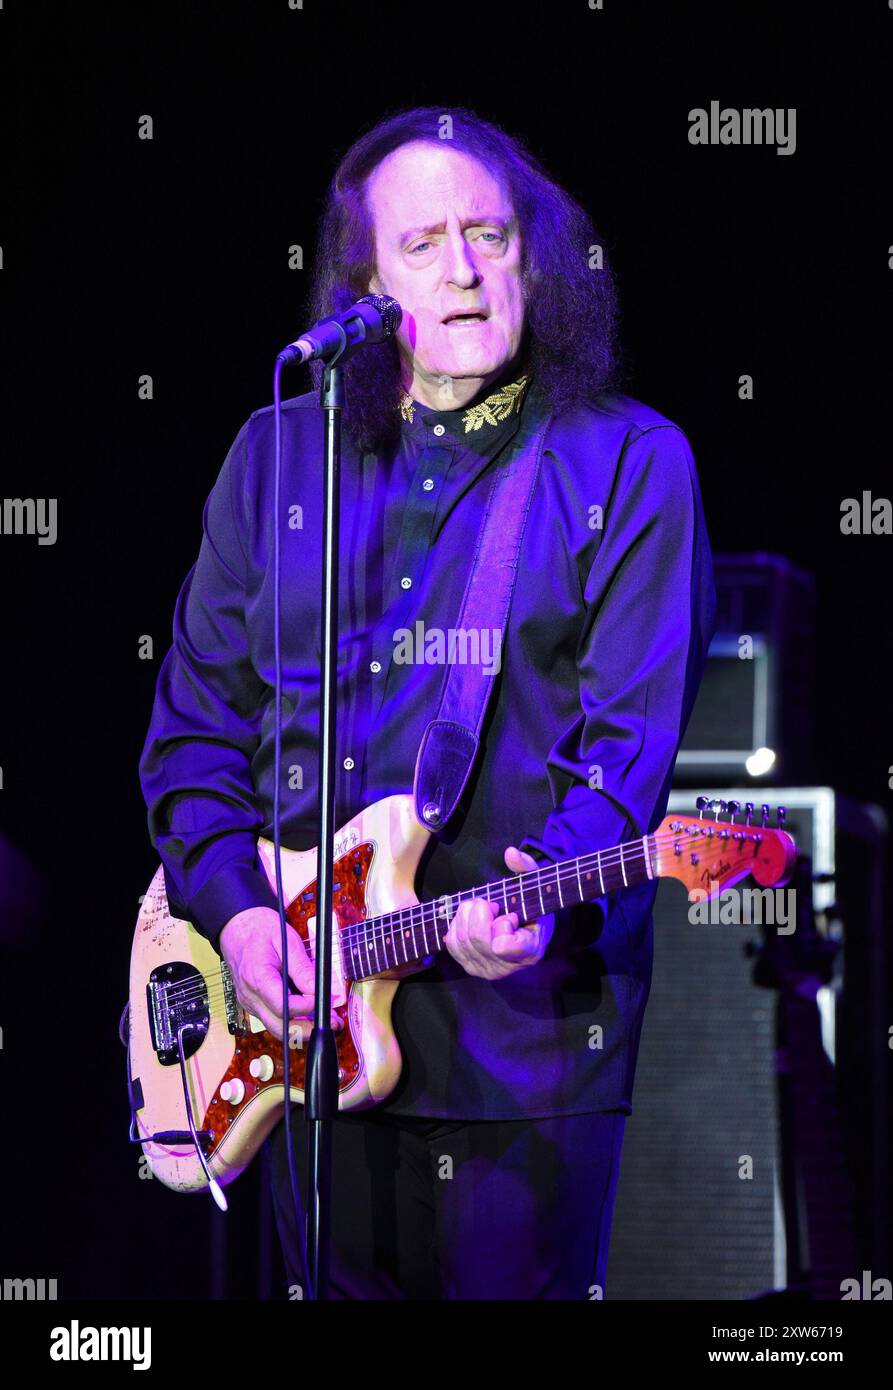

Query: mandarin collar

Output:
[398, 373, 531, 447]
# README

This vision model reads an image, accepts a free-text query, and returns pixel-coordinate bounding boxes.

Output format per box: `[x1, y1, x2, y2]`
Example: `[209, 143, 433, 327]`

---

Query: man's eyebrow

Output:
[398, 215, 513, 243]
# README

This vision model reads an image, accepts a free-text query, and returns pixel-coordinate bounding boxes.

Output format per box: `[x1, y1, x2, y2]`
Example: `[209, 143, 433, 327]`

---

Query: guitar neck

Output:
[343, 833, 656, 983]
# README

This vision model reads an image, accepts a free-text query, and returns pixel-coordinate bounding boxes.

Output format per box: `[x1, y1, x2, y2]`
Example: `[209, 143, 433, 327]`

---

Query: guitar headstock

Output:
[654, 798, 797, 901]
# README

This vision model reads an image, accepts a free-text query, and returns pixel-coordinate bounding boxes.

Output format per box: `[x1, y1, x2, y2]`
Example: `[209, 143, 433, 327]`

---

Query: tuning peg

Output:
[777, 806, 787, 829]
[727, 800, 741, 822]
[713, 798, 727, 821]
[744, 801, 754, 826]
[761, 803, 770, 828]
[696, 795, 711, 819]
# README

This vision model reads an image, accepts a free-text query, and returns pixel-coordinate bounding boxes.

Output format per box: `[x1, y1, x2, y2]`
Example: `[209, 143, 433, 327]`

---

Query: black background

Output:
[1, 0, 890, 1300]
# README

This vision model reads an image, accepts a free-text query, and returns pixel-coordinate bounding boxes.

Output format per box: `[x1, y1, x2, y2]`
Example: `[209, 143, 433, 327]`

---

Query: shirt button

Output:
[432, 424, 445, 437]
[343, 757, 354, 771]
[400, 576, 412, 590]
[422, 478, 434, 491]
[370, 660, 381, 673]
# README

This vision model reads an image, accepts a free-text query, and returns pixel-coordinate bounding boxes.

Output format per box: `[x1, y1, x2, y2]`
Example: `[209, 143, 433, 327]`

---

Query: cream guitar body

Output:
[128, 794, 429, 1193]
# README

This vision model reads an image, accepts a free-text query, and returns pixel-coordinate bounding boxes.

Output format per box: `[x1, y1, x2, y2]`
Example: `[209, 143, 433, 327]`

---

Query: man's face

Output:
[366, 141, 525, 399]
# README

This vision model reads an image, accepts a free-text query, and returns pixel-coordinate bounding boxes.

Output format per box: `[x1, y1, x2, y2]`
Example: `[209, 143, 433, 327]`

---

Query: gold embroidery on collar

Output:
[462, 375, 530, 432]
[399, 374, 530, 432]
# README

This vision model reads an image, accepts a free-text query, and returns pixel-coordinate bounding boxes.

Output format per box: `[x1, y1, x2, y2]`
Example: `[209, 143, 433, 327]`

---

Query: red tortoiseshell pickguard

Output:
[201, 842, 375, 1150]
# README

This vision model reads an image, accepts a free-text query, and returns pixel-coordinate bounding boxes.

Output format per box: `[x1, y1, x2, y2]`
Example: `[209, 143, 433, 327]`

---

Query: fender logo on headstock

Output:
[699, 860, 731, 890]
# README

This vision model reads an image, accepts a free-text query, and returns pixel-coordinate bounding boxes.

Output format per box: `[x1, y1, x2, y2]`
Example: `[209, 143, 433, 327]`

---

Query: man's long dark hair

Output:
[307, 106, 621, 452]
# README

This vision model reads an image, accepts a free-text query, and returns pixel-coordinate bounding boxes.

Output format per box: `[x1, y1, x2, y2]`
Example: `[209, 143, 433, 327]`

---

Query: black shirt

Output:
[139, 373, 716, 1119]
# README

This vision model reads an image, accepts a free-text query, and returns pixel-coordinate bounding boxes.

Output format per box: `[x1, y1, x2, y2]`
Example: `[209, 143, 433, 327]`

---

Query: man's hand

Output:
[443, 846, 554, 980]
[219, 906, 342, 1045]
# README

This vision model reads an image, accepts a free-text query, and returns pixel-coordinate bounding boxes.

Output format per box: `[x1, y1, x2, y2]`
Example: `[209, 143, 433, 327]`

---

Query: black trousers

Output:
[268, 1106, 627, 1300]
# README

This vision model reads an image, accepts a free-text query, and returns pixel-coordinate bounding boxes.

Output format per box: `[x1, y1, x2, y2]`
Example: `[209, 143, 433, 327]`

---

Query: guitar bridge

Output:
[147, 962, 211, 1064]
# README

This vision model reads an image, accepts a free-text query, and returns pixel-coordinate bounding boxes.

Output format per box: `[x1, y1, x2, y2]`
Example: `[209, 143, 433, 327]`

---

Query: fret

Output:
[518, 876, 528, 922]
[372, 917, 382, 974]
[619, 842, 628, 888]
[643, 835, 654, 880]
[537, 874, 546, 917]
[359, 923, 372, 979]
[502, 880, 509, 914]
[555, 865, 564, 909]
[399, 909, 409, 965]
[575, 856, 583, 904]
[596, 852, 605, 896]
[420, 902, 432, 955]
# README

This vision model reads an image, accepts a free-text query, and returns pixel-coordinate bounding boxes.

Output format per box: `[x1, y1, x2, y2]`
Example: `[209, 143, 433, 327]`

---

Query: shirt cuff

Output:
[182, 862, 280, 954]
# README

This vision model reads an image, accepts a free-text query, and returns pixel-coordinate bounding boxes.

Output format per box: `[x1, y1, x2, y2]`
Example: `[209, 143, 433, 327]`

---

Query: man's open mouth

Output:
[443, 312, 489, 325]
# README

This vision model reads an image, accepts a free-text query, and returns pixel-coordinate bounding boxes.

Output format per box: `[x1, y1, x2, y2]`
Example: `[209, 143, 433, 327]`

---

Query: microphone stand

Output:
[275, 297, 400, 1296]
[305, 332, 348, 1299]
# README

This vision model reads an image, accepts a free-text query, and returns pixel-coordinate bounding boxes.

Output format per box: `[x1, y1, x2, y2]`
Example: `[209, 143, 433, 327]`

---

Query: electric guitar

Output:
[126, 793, 795, 1199]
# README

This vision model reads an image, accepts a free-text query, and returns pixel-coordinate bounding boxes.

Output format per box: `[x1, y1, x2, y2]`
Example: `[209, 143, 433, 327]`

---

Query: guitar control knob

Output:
[220, 1079, 245, 1105]
[249, 1055, 274, 1083]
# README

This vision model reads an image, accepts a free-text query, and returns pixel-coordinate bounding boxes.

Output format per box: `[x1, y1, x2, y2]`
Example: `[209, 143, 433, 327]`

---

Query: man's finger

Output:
[465, 901, 500, 950]
[449, 900, 497, 960]
[491, 925, 541, 961]
[254, 961, 313, 1014]
[246, 998, 287, 1041]
[504, 845, 540, 874]
[247, 979, 343, 1038]
[269, 921, 316, 994]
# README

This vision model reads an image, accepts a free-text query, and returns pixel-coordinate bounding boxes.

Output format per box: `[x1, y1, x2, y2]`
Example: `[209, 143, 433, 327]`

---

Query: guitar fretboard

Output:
[340, 833, 657, 983]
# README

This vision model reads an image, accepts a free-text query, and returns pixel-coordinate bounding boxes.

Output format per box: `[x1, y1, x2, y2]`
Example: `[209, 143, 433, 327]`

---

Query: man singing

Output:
[139, 106, 716, 1299]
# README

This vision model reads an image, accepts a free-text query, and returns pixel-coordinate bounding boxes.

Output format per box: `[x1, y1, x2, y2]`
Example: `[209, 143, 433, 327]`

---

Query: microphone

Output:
[277, 294, 402, 366]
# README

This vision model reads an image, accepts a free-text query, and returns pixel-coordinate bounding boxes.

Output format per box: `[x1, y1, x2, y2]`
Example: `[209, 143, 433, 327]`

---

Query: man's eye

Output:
[409, 241, 433, 255]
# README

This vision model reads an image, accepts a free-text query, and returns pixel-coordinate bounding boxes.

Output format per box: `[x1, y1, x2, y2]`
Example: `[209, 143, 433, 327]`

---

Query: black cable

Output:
[273, 357, 314, 1300]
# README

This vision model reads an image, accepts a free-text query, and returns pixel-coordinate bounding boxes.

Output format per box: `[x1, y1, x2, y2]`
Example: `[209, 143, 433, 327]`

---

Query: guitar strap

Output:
[412, 380, 552, 832]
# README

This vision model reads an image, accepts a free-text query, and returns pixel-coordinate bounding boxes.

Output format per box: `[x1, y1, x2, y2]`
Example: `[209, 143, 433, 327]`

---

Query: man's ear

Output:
[368, 270, 383, 294]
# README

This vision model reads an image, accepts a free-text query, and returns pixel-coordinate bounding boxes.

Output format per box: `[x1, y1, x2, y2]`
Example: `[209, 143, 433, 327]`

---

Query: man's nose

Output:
[443, 233, 481, 289]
